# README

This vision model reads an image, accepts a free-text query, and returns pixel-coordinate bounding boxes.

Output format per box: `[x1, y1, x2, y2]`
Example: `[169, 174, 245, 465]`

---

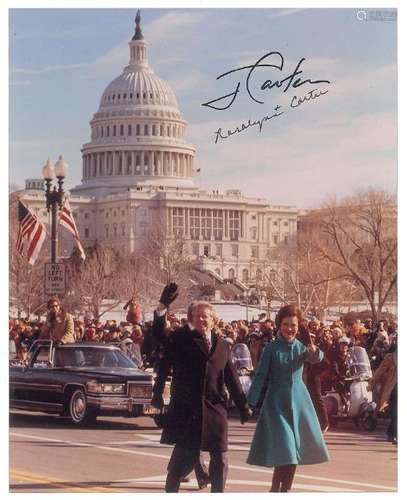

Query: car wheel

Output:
[68, 388, 95, 425]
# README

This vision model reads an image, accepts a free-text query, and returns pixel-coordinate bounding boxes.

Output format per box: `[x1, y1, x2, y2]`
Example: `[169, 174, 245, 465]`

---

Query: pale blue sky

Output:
[9, 8, 397, 207]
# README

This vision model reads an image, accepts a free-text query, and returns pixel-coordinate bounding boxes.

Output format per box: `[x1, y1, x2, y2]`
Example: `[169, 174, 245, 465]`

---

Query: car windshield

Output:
[54, 347, 137, 369]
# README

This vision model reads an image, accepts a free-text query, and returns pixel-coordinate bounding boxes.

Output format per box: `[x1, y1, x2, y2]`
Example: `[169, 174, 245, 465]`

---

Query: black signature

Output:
[202, 51, 331, 111]
[290, 88, 329, 108]
[214, 105, 284, 144]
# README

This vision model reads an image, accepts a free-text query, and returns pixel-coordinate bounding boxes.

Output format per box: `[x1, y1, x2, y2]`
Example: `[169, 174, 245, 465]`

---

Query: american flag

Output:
[59, 198, 86, 260]
[16, 201, 46, 265]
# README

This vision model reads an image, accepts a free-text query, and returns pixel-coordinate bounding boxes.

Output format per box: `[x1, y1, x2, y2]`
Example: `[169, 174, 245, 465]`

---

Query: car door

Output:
[9, 363, 29, 406]
[20, 345, 64, 413]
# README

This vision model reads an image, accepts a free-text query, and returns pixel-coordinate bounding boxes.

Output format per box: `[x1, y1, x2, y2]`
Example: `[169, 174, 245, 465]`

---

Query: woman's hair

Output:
[275, 304, 303, 330]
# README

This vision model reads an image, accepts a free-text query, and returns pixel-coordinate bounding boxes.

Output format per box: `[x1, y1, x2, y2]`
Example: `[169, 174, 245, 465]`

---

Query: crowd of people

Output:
[9, 302, 397, 381]
[8, 291, 397, 492]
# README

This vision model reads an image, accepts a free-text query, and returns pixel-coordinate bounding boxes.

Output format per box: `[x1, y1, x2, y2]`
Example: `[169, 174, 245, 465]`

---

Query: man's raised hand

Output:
[159, 283, 179, 308]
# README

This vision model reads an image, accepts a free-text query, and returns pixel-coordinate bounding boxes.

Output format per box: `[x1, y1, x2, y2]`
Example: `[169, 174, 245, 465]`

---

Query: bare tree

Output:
[138, 222, 196, 311]
[257, 242, 323, 317]
[307, 190, 397, 324]
[9, 246, 49, 319]
[115, 250, 161, 316]
[257, 229, 362, 319]
[66, 243, 124, 319]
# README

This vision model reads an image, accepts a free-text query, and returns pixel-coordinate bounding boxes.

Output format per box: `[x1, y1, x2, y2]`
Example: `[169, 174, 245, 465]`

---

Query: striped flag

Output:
[59, 198, 86, 260]
[16, 201, 46, 265]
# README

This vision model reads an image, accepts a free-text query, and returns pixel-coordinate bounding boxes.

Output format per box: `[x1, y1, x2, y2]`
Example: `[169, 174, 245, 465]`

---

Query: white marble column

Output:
[131, 151, 135, 175]
[176, 153, 180, 176]
[120, 151, 125, 175]
[110, 151, 114, 175]
[167, 207, 172, 237]
[185, 208, 189, 236]
[179, 154, 183, 177]
[159, 151, 164, 176]
[149, 151, 153, 175]
[261, 213, 265, 240]
[140, 151, 145, 174]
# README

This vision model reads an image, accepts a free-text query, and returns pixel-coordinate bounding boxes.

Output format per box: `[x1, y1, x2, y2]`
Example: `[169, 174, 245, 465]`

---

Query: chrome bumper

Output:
[87, 395, 151, 412]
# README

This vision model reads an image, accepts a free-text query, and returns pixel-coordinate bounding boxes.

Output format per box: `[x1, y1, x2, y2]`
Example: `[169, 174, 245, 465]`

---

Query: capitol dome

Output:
[73, 11, 196, 197]
[99, 64, 179, 111]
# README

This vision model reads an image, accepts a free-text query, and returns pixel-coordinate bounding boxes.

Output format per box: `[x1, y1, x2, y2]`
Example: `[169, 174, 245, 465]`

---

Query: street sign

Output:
[44, 263, 66, 295]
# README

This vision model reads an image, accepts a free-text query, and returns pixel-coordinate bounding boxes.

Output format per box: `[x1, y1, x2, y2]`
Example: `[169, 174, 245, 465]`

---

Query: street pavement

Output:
[9, 410, 397, 493]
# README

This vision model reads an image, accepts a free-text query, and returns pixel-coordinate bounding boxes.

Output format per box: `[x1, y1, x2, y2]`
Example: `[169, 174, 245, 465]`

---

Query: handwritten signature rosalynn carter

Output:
[214, 88, 330, 144]
[201, 51, 331, 110]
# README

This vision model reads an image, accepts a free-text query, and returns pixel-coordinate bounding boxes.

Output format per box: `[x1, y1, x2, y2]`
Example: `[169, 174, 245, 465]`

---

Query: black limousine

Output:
[9, 340, 169, 425]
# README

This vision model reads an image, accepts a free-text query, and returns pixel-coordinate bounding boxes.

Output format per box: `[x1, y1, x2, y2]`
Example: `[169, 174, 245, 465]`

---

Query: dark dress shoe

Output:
[197, 476, 210, 490]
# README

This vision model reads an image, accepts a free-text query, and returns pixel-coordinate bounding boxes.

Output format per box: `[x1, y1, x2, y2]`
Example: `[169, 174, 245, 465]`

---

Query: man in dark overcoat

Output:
[151, 285, 209, 490]
[151, 298, 251, 493]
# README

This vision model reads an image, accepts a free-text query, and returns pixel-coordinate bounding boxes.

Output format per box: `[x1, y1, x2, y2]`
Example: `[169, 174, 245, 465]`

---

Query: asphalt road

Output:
[9, 410, 397, 493]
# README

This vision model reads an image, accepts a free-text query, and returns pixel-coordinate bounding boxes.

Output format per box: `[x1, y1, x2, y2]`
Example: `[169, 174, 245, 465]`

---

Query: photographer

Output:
[39, 298, 75, 345]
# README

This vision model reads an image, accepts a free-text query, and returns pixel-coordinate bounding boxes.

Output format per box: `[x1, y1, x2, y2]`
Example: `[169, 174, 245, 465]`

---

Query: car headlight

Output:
[128, 384, 152, 398]
[86, 381, 126, 394]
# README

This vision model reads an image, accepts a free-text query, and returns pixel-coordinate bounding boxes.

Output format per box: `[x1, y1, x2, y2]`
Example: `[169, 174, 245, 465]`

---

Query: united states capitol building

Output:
[18, 13, 299, 287]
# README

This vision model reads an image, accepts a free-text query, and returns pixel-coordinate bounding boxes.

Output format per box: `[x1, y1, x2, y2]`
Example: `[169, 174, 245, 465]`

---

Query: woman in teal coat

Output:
[247, 305, 330, 492]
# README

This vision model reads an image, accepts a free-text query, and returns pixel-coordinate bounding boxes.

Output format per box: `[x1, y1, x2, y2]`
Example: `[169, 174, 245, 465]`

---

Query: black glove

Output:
[159, 283, 179, 308]
[151, 393, 164, 410]
[240, 406, 251, 424]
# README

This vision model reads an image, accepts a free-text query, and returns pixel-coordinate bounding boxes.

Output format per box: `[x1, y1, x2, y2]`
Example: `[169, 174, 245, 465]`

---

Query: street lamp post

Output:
[42, 155, 68, 264]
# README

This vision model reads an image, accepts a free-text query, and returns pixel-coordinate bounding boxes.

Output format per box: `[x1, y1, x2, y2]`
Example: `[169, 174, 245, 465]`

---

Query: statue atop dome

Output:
[132, 9, 144, 41]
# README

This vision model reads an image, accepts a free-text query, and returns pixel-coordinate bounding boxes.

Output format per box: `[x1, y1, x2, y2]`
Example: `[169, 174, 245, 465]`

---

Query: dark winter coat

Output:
[152, 313, 248, 452]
